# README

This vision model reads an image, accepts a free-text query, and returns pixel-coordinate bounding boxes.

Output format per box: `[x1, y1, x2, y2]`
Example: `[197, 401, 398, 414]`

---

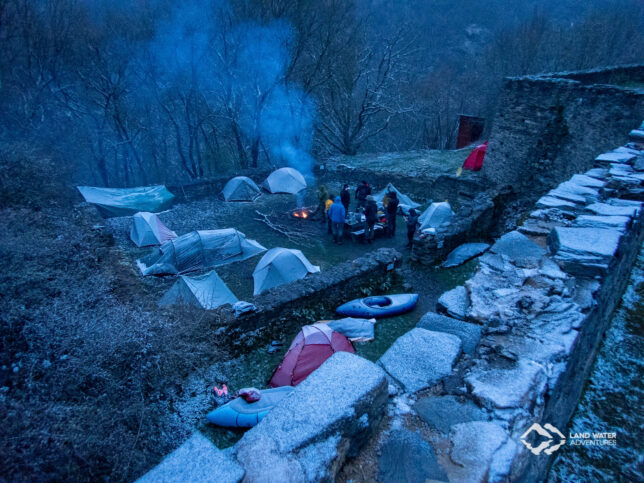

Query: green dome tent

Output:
[221, 176, 261, 201]
[159, 271, 238, 310]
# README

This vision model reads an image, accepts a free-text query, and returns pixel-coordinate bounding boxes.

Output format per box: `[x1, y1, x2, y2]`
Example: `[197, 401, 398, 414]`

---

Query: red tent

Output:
[462, 141, 488, 171]
[269, 324, 354, 387]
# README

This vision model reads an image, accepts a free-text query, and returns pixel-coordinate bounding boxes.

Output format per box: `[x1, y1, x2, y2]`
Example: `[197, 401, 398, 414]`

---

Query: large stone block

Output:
[136, 433, 245, 483]
[377, 429, 447, 482]
[378, 328, 462, 393]
[414, 395, 487, 433]
[417, 312, 482, 354]
[437, 285, 469, 320]
[490, 231, 546, 267]
[446, 421, 518, 482]
[465, 359, 547, 410]
[548, 226, 622, 277]
[234, 352, 388, 482]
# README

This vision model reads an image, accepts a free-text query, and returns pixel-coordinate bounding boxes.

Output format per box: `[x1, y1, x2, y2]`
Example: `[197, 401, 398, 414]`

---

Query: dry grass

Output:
[0, 151, 233, 481]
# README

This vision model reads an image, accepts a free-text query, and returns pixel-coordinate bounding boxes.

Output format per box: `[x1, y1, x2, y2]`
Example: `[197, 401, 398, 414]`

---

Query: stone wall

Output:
[483, 64, 644, 203]
[317, 165, 485, 207]
[218, 248, 402, 353]
[167, 170, 271, 203]
[380, 141, 644, 482]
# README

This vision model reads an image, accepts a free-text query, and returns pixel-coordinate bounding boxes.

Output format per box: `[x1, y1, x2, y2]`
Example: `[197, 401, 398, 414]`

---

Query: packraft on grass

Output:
[206, 386, 294, 428]
[77, 185, 174, 217]
[269, 324, 354, 387]
[336, 294, 419, 318]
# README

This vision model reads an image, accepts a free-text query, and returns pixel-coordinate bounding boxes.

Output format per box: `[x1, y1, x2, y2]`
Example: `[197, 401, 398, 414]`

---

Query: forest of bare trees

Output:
[1, 0, 642, 187]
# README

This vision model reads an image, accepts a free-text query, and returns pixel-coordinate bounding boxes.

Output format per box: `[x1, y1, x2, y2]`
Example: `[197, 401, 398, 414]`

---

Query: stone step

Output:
[417, 312, 482, 354]
[378, 328, 462, 393]
[135, 433, 245, 483]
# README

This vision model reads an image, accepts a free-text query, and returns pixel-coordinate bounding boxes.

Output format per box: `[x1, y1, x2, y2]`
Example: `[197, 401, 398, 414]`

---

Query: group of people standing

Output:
[318, 181, 419, 247]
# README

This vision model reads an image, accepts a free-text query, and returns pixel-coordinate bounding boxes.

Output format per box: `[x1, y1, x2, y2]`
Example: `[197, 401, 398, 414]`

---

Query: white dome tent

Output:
[262, 167, 307, 194]
[419, 202, 455, 232]
[159, 271, 238, 310]
[130, 212, 177, 247]
[221, 176, 261, 201]
[253, 247, 320, 295]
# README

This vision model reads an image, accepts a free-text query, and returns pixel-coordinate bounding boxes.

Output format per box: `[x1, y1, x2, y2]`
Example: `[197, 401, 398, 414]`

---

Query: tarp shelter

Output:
[221, 176, 261, 201]
[137, 228, 266, 276]
[316, 318, 375, 342]
[262, 167, 307, 194]
[373, 183, 421, 213]
[253, 248, 320, 295]
[159, 270, 238, 310]
[269, 324, 354, 387]
[462, 141, 488, 171]
[77, 185, 174, 217]
[419, 202, 455, 232]
[130, 212, 177, 247]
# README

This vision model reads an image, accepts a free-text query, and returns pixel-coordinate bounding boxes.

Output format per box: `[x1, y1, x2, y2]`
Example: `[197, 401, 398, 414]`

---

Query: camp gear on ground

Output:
[130, 212, 177, 247]
[269, 324, 354, 387]
[253, 248, 320, 295]
[77, 185, 175, 217]
[137, 228, 266, 276]
[262, 167, 307, 194]
[221, 176, 261, 201]
[158, 270, 238, 309]
[237, 387, 262, 403]
[336, 294, 419, 318]
[233, 301, 257, 317]
[206, 386, 294, 428]
[419, 202, 455, 232]
[212, 384, 231, 407]
[462, 141, 488, 171]
[315, 318, 376, 342]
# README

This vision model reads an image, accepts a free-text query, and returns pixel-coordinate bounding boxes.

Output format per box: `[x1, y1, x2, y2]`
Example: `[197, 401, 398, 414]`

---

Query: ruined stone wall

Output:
[317, 167, 484, 207]
[483, 65, 644, 202]
[167, 169, 271, 203]
[218, 248, 402, 353]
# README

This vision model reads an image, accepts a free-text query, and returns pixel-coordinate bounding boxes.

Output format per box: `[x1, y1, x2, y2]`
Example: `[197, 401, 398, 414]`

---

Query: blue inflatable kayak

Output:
[336, 294, 419, 318]
[206, 386, 294, 428]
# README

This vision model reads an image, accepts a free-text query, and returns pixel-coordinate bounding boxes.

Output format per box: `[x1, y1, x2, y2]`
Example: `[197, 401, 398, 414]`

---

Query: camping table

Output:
[350, 223, 385, 242]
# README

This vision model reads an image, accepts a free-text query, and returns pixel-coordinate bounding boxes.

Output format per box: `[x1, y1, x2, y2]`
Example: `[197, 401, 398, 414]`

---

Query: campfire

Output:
[291, 208, 312, 219]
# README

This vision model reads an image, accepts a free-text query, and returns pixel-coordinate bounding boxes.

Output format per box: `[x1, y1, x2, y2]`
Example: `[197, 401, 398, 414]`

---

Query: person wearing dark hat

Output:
[355, 180, 371, 209]
[405, 208, 419, 248]
[364, 195, 378, 244]
[340, 184, 351, 213]
[385, 191, 399, 238]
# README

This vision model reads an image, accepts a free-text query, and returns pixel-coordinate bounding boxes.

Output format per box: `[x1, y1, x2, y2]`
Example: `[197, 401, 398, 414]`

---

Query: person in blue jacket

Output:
[328, 196, 346, 244]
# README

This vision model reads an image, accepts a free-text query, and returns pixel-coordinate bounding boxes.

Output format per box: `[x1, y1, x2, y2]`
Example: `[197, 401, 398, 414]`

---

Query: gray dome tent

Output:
[77, 185, 174, 217]
[419, 202, 454, 232]
[221, 176, 261, 202]
[262, 167, 307, 194]
[253, 247, 320, 295]
[130, 212, 177, 247]
[159, 271, 238, 310]
[137, 228, 266, 276]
